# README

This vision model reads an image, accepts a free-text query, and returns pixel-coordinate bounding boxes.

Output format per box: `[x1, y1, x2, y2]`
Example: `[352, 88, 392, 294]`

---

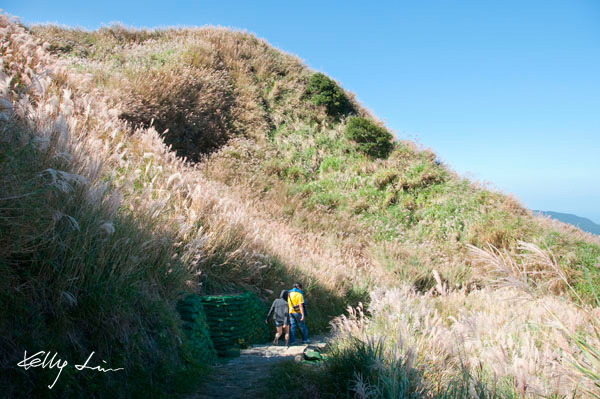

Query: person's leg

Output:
[289, 313, 298, 344]
[274, 325, 282, 345]
[299, 319, 309, 342]
[283, 325, 290, 346]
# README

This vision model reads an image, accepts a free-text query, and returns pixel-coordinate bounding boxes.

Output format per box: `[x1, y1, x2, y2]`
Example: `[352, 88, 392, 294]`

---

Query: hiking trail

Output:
[189, 337, 327, 399]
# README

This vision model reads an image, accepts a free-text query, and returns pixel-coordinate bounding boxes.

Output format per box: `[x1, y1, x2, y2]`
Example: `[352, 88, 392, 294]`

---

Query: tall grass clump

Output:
[0, 15, 205, 398]
[550, 276, 600, 399]
[304, 263, 600, 399]
[558, 308, 600, 398]
[119, 64, 238, 161]
[266, 302, 514, 399]
[0, 122, 200, 398]
[320, 336, 514, 399]
[470, 242, 600, 398]
[325, 336, 425, 399]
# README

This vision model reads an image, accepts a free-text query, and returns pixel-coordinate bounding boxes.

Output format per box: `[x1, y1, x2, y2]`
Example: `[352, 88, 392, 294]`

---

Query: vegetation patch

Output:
[5, 15, 599, 399]
[305, 72, 355, 118]
[118, 64, 238, 161]
[345, 116, 394, 159]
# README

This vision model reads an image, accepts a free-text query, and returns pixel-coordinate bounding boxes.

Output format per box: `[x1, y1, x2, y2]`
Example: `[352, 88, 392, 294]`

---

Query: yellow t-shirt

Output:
[287, 291, 304, 314]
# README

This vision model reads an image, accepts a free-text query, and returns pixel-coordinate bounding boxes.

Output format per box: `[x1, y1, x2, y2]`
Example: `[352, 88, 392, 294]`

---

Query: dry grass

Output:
[468, 241, 570, 294]
[31, 21, 600, 302]
[330, 287, 593, 397]
[322, 242, 599, 398]
[1, 14, 197, 397]
[2, 14, 598, 398]
[118, 64, 237, 160]
[1, 14, 359, 396]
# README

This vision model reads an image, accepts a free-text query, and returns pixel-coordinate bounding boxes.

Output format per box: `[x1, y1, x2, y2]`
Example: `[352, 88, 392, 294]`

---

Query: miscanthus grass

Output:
[31, 16, 600, 305]
[320, 243, 599, 399]
[1, 14, 367, 396]
[3, 12, 599, 399]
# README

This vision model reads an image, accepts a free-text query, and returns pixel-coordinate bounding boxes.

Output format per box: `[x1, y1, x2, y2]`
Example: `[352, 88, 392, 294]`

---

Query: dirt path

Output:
[189, 337, 326, 399]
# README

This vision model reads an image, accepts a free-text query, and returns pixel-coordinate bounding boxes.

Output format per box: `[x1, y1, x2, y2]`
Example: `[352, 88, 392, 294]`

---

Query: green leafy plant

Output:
[345, 117, 394, 159]
[305, 72, 354, 118]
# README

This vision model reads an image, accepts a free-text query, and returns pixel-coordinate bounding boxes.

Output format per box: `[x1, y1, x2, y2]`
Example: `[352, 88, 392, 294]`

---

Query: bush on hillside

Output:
[305, 73, 354, 118]
[345, 117, 394, 159]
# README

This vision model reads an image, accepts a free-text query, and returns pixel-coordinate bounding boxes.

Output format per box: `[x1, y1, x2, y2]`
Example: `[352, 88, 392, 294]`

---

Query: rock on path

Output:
[189, 338, 326, 399]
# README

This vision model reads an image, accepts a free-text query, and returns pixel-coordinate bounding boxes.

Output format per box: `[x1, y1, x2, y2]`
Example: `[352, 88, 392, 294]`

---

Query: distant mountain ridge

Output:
[533, 210, 600, 235]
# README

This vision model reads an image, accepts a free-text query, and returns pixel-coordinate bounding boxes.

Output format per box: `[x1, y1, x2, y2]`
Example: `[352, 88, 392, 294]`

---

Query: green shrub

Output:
[305, 72, 354, 118]
[345, 117, 394, 158]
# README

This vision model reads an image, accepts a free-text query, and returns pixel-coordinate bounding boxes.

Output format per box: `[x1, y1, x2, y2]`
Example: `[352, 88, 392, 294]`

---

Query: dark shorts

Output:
[274, 314, 290, 327]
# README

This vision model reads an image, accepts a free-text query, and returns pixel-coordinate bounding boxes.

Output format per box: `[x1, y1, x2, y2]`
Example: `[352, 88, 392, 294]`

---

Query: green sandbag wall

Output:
[176, 294, 217, 365]
[200, 292, 269, 355]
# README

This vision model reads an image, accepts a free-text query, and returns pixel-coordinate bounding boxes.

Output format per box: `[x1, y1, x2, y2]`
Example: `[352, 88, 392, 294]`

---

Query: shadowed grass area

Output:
[2, 17, 359, 397]
[0, 117, 204, 398]
[262, 337, 516, 399]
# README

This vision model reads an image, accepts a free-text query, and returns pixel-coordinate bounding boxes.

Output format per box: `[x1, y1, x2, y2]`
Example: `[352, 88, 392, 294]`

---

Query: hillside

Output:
[534, 210, 600, 236]
[1, 14, 600, 398]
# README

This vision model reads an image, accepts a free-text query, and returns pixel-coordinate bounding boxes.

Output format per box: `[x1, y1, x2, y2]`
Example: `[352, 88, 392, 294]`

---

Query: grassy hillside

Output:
[2, 14, 599, 398]
[30, 22, 600, 298]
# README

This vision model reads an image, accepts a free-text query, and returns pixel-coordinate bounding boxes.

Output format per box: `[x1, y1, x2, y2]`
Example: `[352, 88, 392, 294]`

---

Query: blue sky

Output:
[5, 0, 600, 223]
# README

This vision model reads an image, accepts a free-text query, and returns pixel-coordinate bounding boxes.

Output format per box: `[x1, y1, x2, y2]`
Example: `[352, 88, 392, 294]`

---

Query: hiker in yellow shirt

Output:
[287, 282, 309, 345]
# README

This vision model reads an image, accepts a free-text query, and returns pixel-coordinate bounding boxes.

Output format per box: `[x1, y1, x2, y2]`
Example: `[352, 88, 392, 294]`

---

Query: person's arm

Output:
[265, 301, 275, 323]
[298, 296, 305, 321]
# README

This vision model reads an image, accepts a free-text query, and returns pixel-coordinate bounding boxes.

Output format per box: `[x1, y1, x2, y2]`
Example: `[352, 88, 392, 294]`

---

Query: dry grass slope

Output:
[1, 14, 598, 398]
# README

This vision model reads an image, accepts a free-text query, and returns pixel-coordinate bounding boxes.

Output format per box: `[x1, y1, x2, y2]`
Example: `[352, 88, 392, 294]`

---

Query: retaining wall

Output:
[176, 294, 217, 364]
[200, 292, 269, 355]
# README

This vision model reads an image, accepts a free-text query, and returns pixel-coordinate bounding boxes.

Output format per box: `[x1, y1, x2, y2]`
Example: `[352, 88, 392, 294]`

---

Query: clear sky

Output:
[4, 0, 600, 223]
